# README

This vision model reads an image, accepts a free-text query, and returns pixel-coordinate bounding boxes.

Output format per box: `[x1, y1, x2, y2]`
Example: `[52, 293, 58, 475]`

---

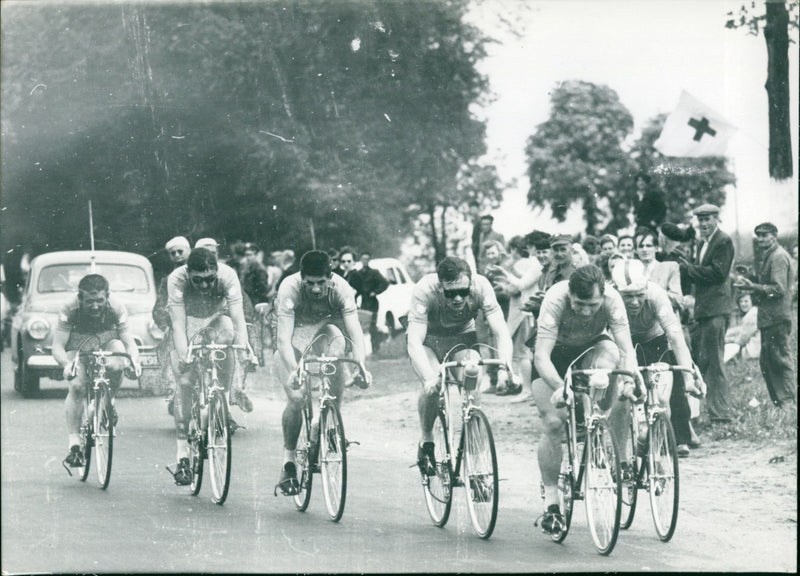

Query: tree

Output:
[524, 81, 637, 235]
[726, 1, 799, 180]
[630, 114, 735, 223]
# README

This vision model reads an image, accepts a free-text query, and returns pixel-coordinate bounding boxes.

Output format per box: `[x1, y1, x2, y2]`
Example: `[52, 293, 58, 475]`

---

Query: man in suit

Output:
[675, 204, 735, 423]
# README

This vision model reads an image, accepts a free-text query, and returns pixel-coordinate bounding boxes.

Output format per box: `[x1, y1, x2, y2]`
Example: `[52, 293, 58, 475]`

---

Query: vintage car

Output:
[369, 257, 415, 337]
[11, 250, 164, 397]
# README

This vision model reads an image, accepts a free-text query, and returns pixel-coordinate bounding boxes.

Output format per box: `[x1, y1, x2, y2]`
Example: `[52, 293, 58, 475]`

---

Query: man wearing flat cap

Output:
[674, 203, 735, 423]
[733, 223, 796, 407]
[539, 234, 576, 292]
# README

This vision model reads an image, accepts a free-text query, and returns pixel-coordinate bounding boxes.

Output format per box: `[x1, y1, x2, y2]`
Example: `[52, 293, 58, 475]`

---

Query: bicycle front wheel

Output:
[422, 409, 453, 527]
[293, 407, 313, 512]
[620, 412, 639, 530]
[320, 401, 347, 522]
[648, 412, 679, 541]
[188, 403, 204, 496]
[78, 415, 92, 483]
[207, 392, 232, 505]
[463, 408, 498, 539]
[584, 419, 622, 555]
[93, 383, 114, 490]
[552, 426, 578, 543]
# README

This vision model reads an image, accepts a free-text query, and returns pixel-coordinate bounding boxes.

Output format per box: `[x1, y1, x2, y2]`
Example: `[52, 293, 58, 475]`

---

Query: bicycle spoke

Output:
[463, 409, 498, 539]
[422, 410, 453, 527]
[584, 420, 621, 555]
[207, 395, 231, 505]
[648, 414, 679, 541]
[320, 403, 347, 522]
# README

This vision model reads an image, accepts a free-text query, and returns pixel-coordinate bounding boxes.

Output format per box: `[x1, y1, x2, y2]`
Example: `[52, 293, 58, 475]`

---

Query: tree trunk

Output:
[764, 1, 793, 180]
[427, 204, 445, 264]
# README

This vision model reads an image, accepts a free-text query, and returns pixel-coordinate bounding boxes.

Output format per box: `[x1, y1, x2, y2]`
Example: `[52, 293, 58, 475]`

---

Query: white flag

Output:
[654, 91, 736, 157]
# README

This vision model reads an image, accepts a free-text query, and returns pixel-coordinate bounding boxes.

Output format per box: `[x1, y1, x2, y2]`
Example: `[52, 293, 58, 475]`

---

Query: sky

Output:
[466, 0, 799, 238]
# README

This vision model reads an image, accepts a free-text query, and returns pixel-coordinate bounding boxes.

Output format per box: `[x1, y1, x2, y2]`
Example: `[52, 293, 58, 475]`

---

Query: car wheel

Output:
[16, 347, 40, 398]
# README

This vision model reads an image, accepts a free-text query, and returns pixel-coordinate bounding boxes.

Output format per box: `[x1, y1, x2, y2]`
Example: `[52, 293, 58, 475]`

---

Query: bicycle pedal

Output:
[345, 439, 359, 448]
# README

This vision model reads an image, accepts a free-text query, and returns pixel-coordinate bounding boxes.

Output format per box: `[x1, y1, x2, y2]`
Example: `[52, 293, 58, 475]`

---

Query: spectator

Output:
[581, 234, 601, 265]
[599, 234, 618, 258]
[540, 234, 575, 290]
[674, 204, 735, 423]
[337, 247, 359, 284]
[240, 242, 271, 305]
[328, 249, 341, 276]
[657, 222, 696, 298]
[276, 249, 299, 289]
[633, 172, 667, 231]
[571, 243, 591, 267]
[724, 292, 760, 362]
[618, 234, 635, 259]
[480, 240, 512, 318]
[491, 236, 542, 398]
[349, 251, 390, 353]
[474, 214, 506, 272]
[733, 222, 796, 407]
[635, 227, 684, 313]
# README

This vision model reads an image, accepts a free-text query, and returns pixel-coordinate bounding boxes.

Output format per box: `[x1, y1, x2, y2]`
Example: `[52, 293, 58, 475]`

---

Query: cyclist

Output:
[166, 247, 253, 485]
[532, 264, 637, 534]
[611, 259, 704, 458]
[273, 250, 372, 495]
[52, 274, 141, 469]
[406, 256, 519, 477]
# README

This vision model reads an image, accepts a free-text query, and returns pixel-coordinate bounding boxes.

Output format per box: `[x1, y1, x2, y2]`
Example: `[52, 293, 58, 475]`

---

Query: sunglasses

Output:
[190, 275, 217, 286]
[443, 287, 470, 299]
[169, 249, 186, 256]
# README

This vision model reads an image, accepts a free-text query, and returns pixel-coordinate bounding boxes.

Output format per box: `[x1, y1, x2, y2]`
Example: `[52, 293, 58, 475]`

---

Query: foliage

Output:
[524, 80, 637, 235]
[629, 114, 736, 224]
[725, 0, 800, 40]
[1, 1, 493, 267]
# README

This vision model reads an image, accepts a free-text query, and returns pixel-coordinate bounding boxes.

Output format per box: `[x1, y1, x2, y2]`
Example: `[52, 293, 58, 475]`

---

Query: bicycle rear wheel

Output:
[463, 408, 498, 539]
[188, 403, 204, 496]
[320, 401, 347, 522]
[620, 412, 639, 529]
[584, 419, 622, 555]
[648, 412, 679, 541]
[293, 407, 314, 511]
[422, 409, 453, 527]
[207, 392, 232, 505]
[93, 383, 114, 490]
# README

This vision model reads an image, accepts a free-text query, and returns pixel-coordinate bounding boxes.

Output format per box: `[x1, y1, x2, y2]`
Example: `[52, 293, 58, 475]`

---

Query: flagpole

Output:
[89, 200, 96, 273]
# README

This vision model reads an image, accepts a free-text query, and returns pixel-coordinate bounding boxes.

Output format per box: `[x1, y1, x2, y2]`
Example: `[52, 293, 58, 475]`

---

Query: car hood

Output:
[24, 293, 155, 315]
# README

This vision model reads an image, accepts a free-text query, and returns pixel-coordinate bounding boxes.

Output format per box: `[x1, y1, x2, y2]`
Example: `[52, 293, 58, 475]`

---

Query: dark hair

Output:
[634, 226, 657, 247]
[78, 274, 109, 294]
[187, 248, 218, 272]
[581, 234, 600, 256]
[436, 257, 471, 283]
[618, 233, 634, 244]
[327, 248, 340, 260]
[479, 214, 494, 222]
[636, 172, 652, 185]
[339, 246, 357, 261]
[568, 265, 606, 299]
[360, 251, 372, 259]
[526, 230, 552, 251]
[300, 250, 332, 277]
[508, 235, 529, 257]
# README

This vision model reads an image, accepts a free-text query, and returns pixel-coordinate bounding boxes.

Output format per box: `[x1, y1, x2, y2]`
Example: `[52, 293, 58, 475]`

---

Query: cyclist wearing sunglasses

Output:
[406, 257, 518, 476]
[273, 250, 372, 494]
[166, 247, 252, 485]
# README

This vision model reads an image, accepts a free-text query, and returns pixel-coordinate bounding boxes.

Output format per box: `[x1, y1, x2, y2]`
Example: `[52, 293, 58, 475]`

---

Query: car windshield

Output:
[37, 264, 150, 294]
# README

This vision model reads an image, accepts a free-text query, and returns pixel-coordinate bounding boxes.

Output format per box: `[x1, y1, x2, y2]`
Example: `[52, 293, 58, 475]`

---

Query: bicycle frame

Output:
[436, 356, 508, 489]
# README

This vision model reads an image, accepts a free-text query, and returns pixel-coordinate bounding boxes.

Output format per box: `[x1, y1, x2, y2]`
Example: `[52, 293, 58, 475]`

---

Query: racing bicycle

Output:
[420, 345, 505, 539]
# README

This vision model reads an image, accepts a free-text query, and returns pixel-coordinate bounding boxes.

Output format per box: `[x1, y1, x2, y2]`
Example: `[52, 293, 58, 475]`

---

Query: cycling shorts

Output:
[531, 334, 613, 380]
[420, 331, 478, 364]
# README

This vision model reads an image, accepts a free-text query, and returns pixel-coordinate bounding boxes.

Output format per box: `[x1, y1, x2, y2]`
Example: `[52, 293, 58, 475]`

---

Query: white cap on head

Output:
[195, 238, 219, 250]
[611, 258, 647, 293]
[165, 236, 190, 252]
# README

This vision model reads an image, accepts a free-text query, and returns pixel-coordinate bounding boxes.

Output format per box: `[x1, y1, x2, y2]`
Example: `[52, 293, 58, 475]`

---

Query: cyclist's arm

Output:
[229, 302, 248, 347]
[118, 327, 140, 366]
[276, 315, 298, 381]
[609, 323, 637, 374]
[407, 321, 437, 383]
[485, 307, 514, 373]
[342, 311, 367, 367]
[52, 326, 71, 368]
[169, 304, 189, 361]
[532, 336, 561, 392]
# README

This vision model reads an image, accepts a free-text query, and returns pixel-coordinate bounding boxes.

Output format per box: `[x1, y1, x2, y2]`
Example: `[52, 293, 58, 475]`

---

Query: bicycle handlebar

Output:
[439, 358, 510, 371]
[296, 355, 369, 389]
[638, 364, 695, 374]
[185, 343, 251, 363]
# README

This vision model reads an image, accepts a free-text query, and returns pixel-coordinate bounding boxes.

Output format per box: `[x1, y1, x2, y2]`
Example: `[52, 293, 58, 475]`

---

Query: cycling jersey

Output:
[167, 262, 243, 319]
[58, 295, 129, 351]
[626, 282, 681, 342]
[275, 272, 358, 326]
[536, 280, 629, 347]
[407, 273, 500, 336]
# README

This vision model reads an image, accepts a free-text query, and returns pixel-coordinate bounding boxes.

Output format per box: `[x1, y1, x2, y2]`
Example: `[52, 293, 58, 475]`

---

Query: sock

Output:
[283, 448, 295, 465]
[68, 434, 81, 448]
[176, 439, 189, 461]
[543, 485, 559, 509]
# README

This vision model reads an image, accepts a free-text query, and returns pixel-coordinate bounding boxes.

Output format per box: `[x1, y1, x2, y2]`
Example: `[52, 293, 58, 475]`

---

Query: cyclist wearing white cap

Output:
[611, 258, 704, 457]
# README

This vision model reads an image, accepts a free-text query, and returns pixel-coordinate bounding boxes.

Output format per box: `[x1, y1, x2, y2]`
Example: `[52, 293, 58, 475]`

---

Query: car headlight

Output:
[148, 320, 165, 341]
[26, 318, 51, 340]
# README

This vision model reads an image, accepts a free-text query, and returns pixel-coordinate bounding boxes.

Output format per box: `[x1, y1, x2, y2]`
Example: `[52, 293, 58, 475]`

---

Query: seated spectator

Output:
[599, 233, 618, 258]
[724, 292, 760, 362]
[618, 234, 635, 259]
